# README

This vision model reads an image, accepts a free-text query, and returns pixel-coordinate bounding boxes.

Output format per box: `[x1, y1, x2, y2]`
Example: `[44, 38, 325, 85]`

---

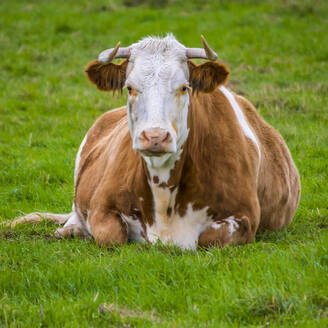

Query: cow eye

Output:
[180, 85, 188, 94]
[127, 85, 133, 95]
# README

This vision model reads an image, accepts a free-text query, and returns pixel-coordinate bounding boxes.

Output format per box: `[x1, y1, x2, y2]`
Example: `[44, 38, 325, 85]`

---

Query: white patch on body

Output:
[146, 179, 212, 250]
[219, 86, 261, 160]
[223, 216, 239, 234]
[147, 164, 173, 184]
[211, 216, 239, 235]
[211, 222, 223, 230]
[147, 202, 212, 250]
[85, 210, 92, 235]
[121, 214, 145, 242]
[64, 204, 91, 236]
[74, 134, 88, 186]
[63, 211, 81, 228]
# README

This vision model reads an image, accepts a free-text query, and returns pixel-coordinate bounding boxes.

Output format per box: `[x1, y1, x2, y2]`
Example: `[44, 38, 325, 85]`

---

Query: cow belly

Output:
[146, 203, 212, 250]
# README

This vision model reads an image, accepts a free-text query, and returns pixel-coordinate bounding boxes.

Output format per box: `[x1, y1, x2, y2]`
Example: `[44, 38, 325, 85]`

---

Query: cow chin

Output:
[139, 149, 172, 157]
[141, 151, 176, 169]
[139, 147, 176, 167]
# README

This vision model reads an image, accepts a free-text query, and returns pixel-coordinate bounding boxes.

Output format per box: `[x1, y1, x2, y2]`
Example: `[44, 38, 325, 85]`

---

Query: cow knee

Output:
[91, 213, 127, 247]
[198, 215, 254, 248]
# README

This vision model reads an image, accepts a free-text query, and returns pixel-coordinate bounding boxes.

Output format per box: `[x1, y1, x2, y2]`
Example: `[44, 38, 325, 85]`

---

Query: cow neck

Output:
[185, 91, 225, 172]
[142, 148, 186, 190]
[142, 91, 222, 190]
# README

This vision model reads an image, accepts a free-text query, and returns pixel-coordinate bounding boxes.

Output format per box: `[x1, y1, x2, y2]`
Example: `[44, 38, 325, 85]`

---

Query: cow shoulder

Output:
[82, 106, 127, 156]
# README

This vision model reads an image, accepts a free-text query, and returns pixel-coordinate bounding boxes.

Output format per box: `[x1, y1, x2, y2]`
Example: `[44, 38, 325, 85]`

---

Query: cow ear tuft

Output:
[85, 60, 128, 92]
[188, 60, 229, 94]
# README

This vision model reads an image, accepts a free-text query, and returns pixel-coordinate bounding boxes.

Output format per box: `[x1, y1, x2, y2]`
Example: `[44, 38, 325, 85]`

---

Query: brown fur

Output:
[74, 79, 300, 247]
[90, 211, 128, 246]
[85, 60, 128, 92]
[198, 216, 251, 247]
[187, 60, 229, 93]
[14, 58, 300, 249]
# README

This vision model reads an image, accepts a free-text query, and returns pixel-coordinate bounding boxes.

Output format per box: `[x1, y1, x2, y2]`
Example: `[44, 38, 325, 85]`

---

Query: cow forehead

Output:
[129, 35, 187, 61]
[127, 58, 189, 91]
[126, 35, 189, 90]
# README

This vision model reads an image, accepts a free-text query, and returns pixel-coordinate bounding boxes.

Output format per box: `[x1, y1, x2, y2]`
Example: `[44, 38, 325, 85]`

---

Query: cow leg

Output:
[89, 211, 128, 247]
[54, 211, 90, 239]
[54, 224, 88, 239]
[198, 216, 254, 248]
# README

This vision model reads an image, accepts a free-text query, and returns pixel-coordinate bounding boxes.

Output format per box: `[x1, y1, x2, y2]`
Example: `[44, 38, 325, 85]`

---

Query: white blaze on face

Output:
[125, 35, 190, 169]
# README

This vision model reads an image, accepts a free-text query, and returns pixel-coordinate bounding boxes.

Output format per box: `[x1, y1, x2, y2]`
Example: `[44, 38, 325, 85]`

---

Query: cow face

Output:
[86, 36, 229, 168]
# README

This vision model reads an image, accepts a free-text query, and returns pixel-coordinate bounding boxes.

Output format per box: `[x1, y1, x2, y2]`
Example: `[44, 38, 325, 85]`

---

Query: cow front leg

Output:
[54, 224, 89, 239]
[198, 216, 254, 248]
[89, 211, 127, 247]
[54, 211, 90, 239]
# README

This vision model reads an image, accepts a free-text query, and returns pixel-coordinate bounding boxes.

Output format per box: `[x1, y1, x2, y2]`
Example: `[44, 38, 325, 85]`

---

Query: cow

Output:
[11, 35, 300, 250]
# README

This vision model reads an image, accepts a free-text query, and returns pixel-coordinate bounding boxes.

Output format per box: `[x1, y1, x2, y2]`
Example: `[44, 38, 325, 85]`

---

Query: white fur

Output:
[125, 35, 190, 169]
[63, 211, 81, 228]
[212, 222, 223, 230]
[121, 214, 145, 242]
[85, 210, 92, 235]
[74, 134, 88, 185]
[147, 181, 212, 250]
[146, 164, 173, 184]
[219, 86, 261, 160]
[147, 202, 212, 250]
[211, 216, 239, 235]
[63, 204, 91, 237]
[223, 216, 239, 235]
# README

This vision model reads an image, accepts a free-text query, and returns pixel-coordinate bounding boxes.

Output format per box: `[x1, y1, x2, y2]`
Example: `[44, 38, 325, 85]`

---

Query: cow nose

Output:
[138, 128, 172, 154]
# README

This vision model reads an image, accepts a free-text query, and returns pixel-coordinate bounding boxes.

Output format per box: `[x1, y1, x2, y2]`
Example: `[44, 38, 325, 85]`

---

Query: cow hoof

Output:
[54, 224, 88, 239]
[54, 227, 72, 239]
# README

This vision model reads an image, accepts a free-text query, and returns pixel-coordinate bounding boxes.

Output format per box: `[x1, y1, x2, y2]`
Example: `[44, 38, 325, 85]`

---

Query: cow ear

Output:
[85, 60, 128, 92]
[188, 60, 229, 93]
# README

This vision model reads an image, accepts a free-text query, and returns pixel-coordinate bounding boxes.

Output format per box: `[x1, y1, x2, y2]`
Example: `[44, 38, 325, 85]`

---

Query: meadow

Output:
[0, 0, 327, 326]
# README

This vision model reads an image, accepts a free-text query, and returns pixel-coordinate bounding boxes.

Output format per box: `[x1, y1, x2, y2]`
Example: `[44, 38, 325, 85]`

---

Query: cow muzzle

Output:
[137, 128, 175, 156]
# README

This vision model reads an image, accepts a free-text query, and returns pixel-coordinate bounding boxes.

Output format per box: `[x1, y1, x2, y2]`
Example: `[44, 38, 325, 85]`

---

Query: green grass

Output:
[0, 0, 327, 326]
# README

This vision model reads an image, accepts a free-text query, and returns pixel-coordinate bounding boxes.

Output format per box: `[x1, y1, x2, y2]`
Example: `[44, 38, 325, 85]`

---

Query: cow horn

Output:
[98, 42, 131, 64]
[186, 35, 218, 61]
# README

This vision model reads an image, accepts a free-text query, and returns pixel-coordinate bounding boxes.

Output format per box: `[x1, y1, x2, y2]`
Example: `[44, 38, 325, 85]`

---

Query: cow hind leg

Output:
[198, 216, 253, 248]
[6, 212, 71, 228]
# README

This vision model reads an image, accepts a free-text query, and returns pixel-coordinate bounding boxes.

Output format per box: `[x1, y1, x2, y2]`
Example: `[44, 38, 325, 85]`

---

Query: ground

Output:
[0, 0, 327, 327]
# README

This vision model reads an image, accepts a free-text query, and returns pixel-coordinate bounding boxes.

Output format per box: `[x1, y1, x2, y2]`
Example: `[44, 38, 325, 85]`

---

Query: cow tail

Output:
[4, 212, 72, 228]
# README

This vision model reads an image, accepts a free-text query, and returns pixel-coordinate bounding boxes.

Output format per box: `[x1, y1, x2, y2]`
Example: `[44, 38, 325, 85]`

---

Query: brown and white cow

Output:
[13, 35, 300, 250]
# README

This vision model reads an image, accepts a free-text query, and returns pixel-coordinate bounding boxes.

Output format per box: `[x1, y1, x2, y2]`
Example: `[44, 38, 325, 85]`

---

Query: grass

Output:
[0, 0, 327, 326]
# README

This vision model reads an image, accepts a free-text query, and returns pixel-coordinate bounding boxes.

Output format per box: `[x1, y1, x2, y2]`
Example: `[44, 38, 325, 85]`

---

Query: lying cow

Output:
[12, 35, 300, 250]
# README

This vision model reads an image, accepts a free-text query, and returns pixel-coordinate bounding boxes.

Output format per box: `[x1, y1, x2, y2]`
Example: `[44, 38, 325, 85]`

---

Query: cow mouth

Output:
[139, 149, 170, 157]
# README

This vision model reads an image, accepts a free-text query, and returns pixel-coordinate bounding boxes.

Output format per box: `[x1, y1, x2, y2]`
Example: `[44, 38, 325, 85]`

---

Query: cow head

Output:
[86, 35, 229, 168]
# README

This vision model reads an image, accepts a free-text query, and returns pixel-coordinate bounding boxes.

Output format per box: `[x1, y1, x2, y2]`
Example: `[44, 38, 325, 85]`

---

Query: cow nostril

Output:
[139, 129, 172, 151]
[140, 130, 150, 142]
[162, 132, 171, 143]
